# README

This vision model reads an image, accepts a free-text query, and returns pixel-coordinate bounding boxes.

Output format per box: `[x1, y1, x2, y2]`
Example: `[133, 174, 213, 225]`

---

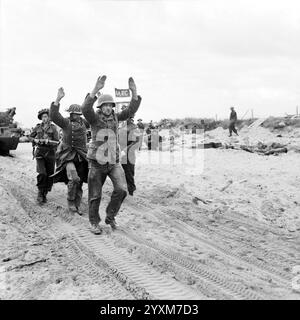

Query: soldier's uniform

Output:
[81, 93, 141, 232]
[229, 108, 238, 136]
[30, 108, 59, 203]
[119, 118, 141, 195]
[49, 103, 89, 214]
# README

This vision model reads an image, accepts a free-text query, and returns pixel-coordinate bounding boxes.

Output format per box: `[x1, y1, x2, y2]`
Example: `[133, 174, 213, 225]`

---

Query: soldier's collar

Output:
[98, 111, 115, 121]
[41, 121, 51, 128]
[70, 117, 82, 123]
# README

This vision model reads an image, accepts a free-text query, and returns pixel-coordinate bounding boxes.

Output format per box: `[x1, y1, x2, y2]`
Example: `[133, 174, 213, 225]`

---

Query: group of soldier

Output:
[29, 75, 141, 235]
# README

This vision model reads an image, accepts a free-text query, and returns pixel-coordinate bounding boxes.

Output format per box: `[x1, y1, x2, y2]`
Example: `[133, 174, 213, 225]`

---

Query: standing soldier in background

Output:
[82, 75, 141, 235]
[30, 108, 59, 204]
[146, 120, 155, 151]
[148, 120, 155, 130]
[49, 88, 89, 215]
[137, 118, 144, 130]
[229, 107, 239, 137]
[119, 117, 141, 196]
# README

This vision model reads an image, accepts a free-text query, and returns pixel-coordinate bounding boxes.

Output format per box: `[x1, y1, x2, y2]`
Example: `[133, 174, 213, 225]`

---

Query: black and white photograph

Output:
[0, 0, 299, 306]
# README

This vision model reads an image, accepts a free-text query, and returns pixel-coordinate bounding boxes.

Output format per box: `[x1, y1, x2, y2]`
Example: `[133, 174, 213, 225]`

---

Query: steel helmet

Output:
[96, 94, 116, 108]
[38, 108, 49, 120]
[65, 104, 82, 115]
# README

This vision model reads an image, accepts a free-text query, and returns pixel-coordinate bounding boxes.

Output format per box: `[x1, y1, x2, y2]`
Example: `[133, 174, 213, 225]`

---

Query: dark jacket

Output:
[230, 110, 237, 122]
[81, 94, 142, 164]
[30, 121, 59, 142]
[49, 102, 89, 183]
[137, 122, 145, 130]
[30, 121, 59, 158]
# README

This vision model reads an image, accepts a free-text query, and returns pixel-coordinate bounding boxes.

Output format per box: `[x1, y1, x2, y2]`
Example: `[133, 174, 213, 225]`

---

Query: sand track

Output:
[131, 200, 294, 284]
[1, 177, 203, 300]
[0, 144, 299, 299]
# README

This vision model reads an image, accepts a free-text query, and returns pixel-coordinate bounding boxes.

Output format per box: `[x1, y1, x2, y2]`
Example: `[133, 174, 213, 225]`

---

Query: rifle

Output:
[34, 139, 60, 146]
[32, 139, 59, 159]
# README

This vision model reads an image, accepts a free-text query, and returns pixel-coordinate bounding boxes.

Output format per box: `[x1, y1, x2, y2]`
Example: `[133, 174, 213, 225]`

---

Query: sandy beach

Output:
[0, 137, 299, 300]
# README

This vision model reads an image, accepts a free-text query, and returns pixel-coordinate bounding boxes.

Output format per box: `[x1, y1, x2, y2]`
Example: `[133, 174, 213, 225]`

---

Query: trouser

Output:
[122, 163, 136, 194]
[88, 160, 127, 225]
[159, 136, 163, 151]
[147, 138, 152, 150]
[36, 152, 55, 193]
[229, 121, 238, 135]
[66, 161, 83, 208]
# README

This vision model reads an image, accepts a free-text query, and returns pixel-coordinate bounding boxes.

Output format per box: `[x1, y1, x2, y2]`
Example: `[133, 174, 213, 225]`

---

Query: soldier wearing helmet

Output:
[29, 108, 59, 204]
[81, 75, 142, 235]
[49, 89, 90, 214]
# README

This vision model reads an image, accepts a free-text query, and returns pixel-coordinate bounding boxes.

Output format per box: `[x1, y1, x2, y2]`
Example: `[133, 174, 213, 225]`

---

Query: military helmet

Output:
[96, 94, 116, 108]
[38, 108, 49, 120]
[65, 104, 82, 115]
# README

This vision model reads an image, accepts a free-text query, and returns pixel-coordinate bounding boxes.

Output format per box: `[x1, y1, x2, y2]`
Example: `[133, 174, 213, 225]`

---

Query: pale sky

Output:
[1, 0, 300, 127]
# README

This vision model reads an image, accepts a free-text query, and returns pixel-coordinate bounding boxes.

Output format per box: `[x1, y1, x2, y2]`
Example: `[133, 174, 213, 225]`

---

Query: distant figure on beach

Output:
[146, 120, 155, 150]
[229, 107, 238, 137]
[137, 118, 144, 130]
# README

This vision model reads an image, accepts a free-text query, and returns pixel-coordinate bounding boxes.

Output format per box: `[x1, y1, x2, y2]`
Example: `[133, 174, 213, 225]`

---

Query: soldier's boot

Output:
[90, 223, 102, 235]
[105, 190, 126, 230]
[105, 217, 119, 230]
[68, 200, 77, 213]
[37, 190, 44, 205]
[67, 181, 78, 213]
[42, 190, 48, 203]
[74, 182, 83, 215]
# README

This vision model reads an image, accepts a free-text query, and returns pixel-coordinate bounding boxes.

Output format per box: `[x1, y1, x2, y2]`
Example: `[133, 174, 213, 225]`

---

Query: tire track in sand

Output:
[4, 180, 203, 300]
[129, 198, 292, 288]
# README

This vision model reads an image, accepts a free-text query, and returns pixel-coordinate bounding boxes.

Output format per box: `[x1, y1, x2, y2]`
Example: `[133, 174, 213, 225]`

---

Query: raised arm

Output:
[49, 87, 69, 129]
[117, 77, 142, 122]
[81, 75, 106, 125]
[82, 117, 90, 129]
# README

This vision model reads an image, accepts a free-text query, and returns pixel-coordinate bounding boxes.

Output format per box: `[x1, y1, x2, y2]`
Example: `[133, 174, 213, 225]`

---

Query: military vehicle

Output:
[0, 107, 21, 155]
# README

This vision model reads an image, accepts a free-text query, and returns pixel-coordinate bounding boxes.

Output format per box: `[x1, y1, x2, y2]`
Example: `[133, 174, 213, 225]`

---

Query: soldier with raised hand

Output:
[49, 88, 89, 214]
[81, 75, 142, 235]
[29, 108, 59, 204]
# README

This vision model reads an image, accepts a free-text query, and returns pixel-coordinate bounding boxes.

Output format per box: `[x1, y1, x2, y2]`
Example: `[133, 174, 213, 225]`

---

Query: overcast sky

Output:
[1, 0, 300, 127]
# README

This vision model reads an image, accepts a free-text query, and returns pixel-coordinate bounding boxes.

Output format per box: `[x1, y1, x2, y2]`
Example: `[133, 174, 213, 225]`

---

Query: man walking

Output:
[229, 107, 238, 137]
[81, 75, 141, 234]
[30, 108, 59, 204]
[49, 88, 89, 214]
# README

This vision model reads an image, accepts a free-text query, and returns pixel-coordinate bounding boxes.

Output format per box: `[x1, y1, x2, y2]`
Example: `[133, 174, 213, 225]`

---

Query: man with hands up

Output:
[81, 75, 141, 235]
